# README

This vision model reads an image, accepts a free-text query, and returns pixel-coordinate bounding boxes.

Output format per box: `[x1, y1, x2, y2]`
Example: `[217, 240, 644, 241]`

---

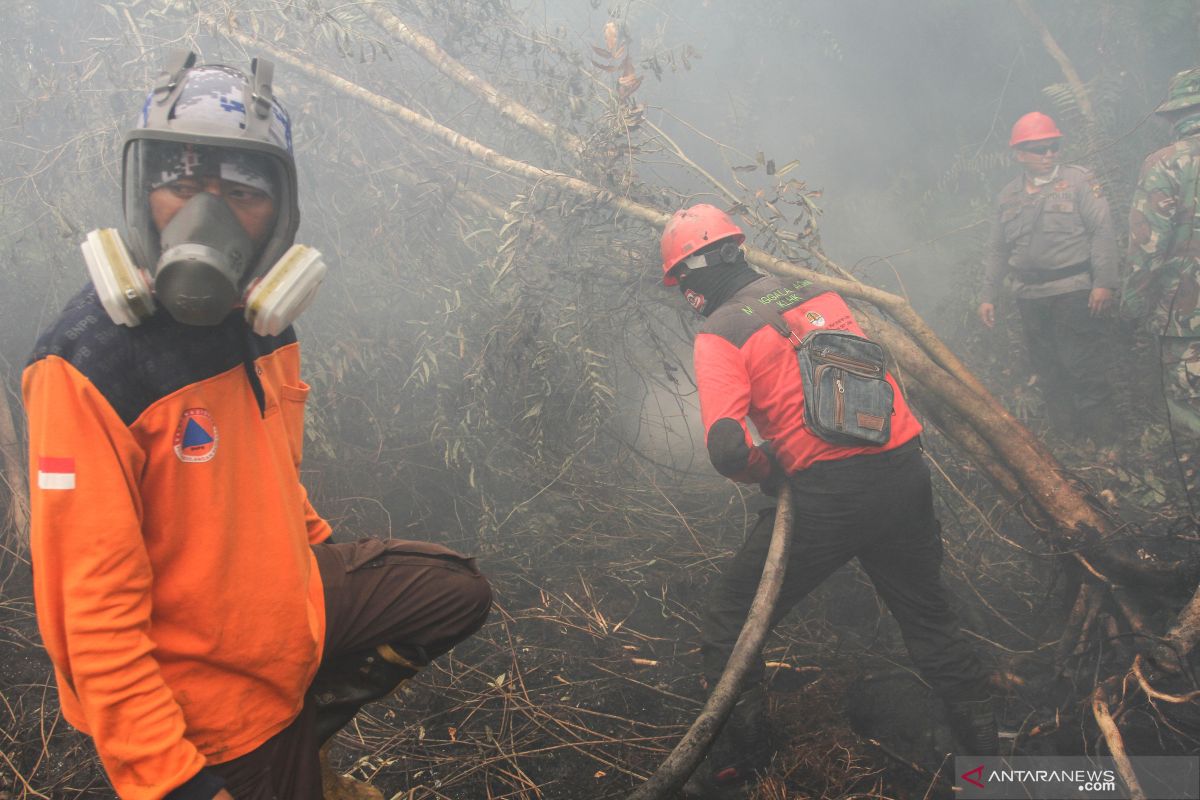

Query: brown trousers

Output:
[207, 538, 492, 799]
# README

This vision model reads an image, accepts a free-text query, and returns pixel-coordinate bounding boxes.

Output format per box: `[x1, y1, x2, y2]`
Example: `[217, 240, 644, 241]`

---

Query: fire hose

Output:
[626, 484, 795, 800]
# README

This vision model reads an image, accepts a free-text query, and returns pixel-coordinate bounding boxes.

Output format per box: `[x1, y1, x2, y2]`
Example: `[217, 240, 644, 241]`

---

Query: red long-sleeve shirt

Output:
[694, 277, 922, 481]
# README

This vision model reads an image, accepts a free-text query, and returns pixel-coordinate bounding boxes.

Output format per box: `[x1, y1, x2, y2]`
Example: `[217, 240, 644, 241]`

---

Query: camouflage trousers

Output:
[1160, 336, 1200, 514]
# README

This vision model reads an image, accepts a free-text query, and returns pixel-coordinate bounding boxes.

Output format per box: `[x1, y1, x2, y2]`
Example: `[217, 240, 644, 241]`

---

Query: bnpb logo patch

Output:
[173, 408, 218, 463]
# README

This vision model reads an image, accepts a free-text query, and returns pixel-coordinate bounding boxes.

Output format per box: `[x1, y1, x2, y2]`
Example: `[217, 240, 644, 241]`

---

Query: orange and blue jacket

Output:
[695, 277, 922, 482]
[23, 287, 329, 799]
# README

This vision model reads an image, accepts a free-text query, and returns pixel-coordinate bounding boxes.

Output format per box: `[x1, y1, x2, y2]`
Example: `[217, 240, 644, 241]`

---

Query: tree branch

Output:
[362, 3, 586, 160]
[0, 377, 29, 554]
[1012, 0, 1095, 124]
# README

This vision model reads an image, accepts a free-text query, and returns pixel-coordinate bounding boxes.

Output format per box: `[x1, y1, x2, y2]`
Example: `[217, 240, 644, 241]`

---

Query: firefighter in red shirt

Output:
[24, 53, 491, 799]
[661, 205, 998, 797]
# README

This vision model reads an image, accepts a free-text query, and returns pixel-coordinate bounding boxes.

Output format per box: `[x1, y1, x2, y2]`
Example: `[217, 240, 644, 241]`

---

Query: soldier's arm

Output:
[1122, 156, 1178, 316]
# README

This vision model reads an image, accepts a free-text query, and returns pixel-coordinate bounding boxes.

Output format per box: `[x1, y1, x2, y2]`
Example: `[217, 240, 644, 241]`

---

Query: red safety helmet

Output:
[1009, 112, 1063, 147]
[660, 204, 746, 286]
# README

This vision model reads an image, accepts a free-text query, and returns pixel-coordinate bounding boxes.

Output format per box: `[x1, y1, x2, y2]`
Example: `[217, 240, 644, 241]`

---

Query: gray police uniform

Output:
[982, 164, 1120, 437]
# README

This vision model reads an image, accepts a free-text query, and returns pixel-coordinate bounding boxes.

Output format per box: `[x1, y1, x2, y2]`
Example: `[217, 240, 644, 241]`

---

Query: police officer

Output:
[978, 112, 1120, 441]
[1123, 67, 1200, 514]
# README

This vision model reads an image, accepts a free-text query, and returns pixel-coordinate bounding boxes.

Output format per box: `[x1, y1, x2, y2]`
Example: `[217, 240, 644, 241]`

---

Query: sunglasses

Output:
[1018, 141, 1060, 156]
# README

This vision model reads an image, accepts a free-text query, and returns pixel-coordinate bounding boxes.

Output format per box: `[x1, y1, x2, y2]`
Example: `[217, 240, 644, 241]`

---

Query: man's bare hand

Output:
[1088, 287, 1114, 316]
[978, 302, 996, 328]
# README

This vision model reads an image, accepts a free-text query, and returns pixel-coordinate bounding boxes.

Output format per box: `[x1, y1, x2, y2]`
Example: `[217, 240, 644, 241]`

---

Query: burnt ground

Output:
[0, 510, 971, 800]
[2, 445, 1194, 800]
[2, 326, 1199, 798]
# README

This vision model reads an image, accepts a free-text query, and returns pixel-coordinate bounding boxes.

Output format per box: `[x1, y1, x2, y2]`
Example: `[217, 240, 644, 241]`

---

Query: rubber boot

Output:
[311, 644, 423, 745]
[682, 685, 770, 799]
[320, 742, 384, 800]
[946, 697, 1000, 756]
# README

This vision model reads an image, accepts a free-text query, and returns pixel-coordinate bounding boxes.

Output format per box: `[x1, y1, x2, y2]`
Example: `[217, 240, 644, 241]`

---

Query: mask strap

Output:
[145, 49, 196, 129]
[244, 57, 276, 141]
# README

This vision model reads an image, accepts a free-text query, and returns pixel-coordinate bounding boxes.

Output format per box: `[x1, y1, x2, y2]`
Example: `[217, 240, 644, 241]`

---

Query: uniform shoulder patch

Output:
[37, 456, 76, 490]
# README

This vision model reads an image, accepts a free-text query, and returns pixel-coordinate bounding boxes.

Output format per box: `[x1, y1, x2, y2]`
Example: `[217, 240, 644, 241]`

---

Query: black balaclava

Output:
[677, 250, 762, 316]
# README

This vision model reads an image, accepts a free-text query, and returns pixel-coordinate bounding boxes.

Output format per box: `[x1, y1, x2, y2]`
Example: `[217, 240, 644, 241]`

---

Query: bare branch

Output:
[362, 3, 586, 160]
[1012, 0, 1095, 124]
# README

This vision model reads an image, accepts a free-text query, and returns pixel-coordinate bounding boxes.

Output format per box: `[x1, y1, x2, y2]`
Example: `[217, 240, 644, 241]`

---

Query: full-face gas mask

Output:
[81, 51, 326, 336]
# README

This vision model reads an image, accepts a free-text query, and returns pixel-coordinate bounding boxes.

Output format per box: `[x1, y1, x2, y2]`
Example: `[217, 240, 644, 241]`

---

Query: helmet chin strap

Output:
[147, 50, 197, 127]
[245, 57, 275, 139]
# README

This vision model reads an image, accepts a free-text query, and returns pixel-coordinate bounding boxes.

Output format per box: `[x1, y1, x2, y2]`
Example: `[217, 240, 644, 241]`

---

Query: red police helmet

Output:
[660, 204, 746, 286]
[1009, 112, 1063, 147]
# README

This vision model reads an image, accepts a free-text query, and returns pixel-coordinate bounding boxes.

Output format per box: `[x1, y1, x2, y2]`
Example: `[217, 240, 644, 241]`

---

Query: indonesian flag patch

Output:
[38, 456, 76, 490]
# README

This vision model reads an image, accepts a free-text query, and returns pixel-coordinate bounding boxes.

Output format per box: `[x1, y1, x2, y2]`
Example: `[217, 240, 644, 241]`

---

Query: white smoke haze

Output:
[0, 1, 1197, 796]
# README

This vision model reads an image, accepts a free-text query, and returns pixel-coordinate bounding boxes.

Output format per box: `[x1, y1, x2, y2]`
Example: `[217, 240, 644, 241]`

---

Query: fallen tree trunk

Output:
[1157, 588, 1200, 672]
[213, 20, 1200, 598]
[860, 312, 1190, 593]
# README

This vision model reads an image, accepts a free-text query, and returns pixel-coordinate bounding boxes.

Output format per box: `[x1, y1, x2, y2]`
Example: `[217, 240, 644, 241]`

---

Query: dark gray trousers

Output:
[701, 441, 989, 702]
[1016, 289, 1114, 431]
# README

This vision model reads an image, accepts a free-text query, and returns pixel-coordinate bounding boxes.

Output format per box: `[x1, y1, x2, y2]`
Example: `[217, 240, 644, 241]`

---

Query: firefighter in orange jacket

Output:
[23, 53, 491, 799]
[661, 205, 997, 797]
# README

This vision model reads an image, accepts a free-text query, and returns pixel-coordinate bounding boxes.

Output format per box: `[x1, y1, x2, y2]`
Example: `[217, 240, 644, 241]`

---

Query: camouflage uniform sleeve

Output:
[1122, 155, 1177, 320]
[981, 196, 1008, 305]
[1075, 170, 1119, 289]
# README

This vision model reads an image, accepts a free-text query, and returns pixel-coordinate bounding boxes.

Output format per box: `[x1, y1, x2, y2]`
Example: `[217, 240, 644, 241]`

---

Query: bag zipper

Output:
[835, 376, 845, 429]
[813, 348, 881, 376]
[814, 364, 850, 430]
